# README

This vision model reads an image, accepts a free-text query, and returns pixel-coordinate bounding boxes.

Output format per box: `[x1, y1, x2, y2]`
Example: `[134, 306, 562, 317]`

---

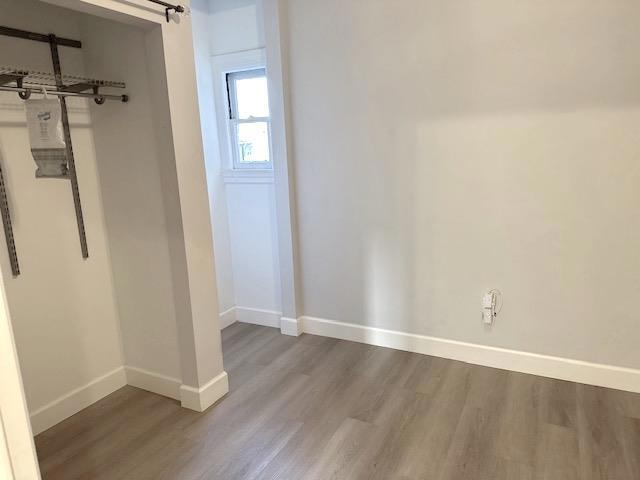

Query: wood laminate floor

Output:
[36, 323, 640, 479]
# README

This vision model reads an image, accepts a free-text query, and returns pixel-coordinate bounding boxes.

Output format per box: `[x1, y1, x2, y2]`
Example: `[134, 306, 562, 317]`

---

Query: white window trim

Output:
[222, 169, 274, 184]
[211, 49, 274, 180]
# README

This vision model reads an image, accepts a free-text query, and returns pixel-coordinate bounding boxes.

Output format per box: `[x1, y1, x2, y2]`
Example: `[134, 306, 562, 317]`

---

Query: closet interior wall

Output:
[0, 0, 124, 429]
[81, 13, 183, 386]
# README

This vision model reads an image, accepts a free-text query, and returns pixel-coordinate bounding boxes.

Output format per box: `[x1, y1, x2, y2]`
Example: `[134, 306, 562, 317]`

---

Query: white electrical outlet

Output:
[482, 291, 498, 325]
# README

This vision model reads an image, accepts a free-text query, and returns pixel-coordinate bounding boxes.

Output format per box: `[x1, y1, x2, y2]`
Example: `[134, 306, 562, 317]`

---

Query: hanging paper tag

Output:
[25, 98, 68, 178]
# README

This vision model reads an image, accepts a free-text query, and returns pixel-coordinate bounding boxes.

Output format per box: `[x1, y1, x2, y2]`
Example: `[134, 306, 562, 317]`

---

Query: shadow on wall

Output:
[291, 0, 640, 369]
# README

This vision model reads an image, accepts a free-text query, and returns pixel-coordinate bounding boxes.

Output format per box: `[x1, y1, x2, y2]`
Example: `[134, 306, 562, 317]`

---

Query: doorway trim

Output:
[261, 0, 303, 335]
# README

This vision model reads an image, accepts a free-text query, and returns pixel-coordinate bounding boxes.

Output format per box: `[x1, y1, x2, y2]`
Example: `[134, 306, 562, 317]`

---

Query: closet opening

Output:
[1, 1, 227, 475]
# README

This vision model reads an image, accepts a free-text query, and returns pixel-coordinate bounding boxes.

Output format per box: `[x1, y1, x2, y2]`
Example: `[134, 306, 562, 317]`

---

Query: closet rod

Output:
[145, 0, 185, 22]
[0, 85, 128, 103]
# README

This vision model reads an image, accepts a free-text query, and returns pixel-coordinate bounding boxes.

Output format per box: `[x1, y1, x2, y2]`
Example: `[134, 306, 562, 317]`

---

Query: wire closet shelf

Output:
[0, 65, 128, 103]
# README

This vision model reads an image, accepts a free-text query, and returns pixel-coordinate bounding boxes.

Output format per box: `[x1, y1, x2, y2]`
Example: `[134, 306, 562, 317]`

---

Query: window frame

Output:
[225, 68, 273, 171]
[211, 49, 273, 180]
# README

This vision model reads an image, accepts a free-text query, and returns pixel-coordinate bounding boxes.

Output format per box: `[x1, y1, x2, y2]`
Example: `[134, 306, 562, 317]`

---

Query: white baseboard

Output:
[225, 306, 300, 335]
[235, 306, 281, 328]
[301, 316, 640, 394]
[125, 366, 181, 400]
[280, 316, 303, 336]
[219, 307, 237, 330]
[29, 365, 231, 434]
[29, 367, 127, 435]
[180, 371, 229, 412]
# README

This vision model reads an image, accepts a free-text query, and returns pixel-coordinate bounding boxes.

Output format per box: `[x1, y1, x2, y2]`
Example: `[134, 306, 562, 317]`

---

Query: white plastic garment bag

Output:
[24, 95, 68, 178]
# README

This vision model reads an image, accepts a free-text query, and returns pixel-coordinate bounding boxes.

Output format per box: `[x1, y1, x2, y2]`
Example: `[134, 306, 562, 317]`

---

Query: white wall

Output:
[285, 0, 640, 369]
[194, 0, 282, 323]
[80, 15, 182, 380]
[209, 0, 264, 56]
[192, 0, 236, 316]
[226, 181, 281, 312]
[0, 0, 124, 414]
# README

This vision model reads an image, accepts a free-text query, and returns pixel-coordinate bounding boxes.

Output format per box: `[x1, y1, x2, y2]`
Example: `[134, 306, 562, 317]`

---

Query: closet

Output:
[0, 0, 225, 441]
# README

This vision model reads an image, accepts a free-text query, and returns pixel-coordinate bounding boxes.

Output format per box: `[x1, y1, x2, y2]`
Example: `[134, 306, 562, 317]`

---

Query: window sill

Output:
[222, 169, 274, 184]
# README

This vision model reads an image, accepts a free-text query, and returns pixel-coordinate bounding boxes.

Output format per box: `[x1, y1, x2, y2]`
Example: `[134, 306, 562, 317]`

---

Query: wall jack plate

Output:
[482, 291, 497, 325]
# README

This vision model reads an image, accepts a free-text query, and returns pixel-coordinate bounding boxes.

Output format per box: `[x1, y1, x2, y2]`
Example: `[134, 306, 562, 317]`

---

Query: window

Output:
[226, 68, 271, 169]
